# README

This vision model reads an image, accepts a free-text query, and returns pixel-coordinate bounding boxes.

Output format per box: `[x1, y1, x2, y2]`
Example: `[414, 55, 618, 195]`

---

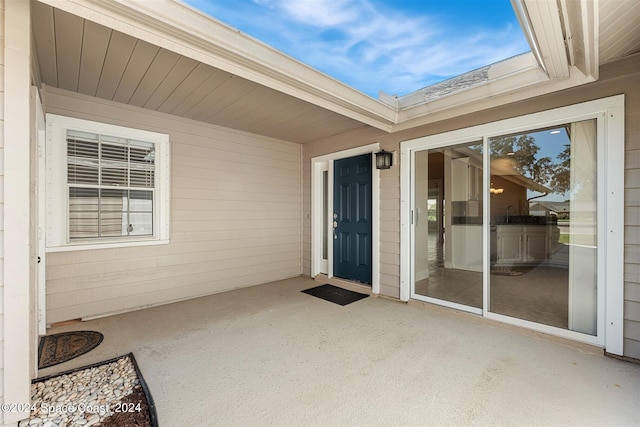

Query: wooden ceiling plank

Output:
[210, 88, 262, 126]
[77, 20, 111, 97]
[95, 31, 137, 100]
[599, 2, 640, 63]
[157, 63, 216, 114]
[113, 40, 161, 104]
[600, 0, 637, 29]
[602, 32, 640, 63]
[193, 78, 256, 123]
[234, 94, 303, 135]
[253, 101, 324, 136]
[128, 48, 181, 108]
[181, 74, 237, 121]
[172, 69, 231, 117]
[198, 84, 258, 124]
[54, 8, 84, 92]
[229, 99, 360, 144]
[142, 56, 199, 111]
[31, 2, 58, 87]
[222, 89, 292, 129]
[285, 111, 362, 142]
[282, 110, 343, 136]
[285, 116, 362, 144]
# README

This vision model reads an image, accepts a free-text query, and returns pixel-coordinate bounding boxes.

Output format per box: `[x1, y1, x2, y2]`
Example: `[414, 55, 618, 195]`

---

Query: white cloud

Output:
[258, 0, 360, 27]
[190, 0, 530, 97]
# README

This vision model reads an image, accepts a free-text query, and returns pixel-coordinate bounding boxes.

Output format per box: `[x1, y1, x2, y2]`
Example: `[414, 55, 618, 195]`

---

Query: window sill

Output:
[46, 239, 170, 253]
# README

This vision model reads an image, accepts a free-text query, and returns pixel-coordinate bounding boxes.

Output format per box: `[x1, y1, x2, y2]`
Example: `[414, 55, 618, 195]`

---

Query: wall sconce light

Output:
[490, 187, 504, 195]
[375, 149, 393, 170]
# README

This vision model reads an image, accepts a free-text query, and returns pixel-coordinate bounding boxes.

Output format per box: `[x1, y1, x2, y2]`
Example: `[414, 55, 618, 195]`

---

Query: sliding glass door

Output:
[410, 120, 599, 332]
[412, 141, 483, 311]
[403, 96, 624, 349]
[488, 119, 597, 335]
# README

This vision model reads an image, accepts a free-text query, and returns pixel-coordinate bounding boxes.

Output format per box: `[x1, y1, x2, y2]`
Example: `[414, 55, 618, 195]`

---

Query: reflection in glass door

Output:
[489, 119, 597, 335]
[403, 97, 625, 349]
[412, 142, 483, 309]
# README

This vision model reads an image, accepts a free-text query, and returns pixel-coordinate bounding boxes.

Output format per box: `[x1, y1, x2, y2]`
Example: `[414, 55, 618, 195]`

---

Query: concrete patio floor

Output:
[39, 276, 640, 426]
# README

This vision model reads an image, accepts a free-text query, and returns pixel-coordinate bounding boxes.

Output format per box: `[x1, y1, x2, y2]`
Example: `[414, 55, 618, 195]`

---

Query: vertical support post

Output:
[3, 0, 32, 423]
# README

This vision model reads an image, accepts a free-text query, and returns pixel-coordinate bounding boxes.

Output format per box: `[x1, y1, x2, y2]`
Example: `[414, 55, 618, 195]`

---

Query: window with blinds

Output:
[67, 130, 156, 240]
[46, 114, 169, 250]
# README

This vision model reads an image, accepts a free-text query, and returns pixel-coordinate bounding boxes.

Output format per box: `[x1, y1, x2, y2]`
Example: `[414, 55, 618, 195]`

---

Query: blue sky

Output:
[184, 0, 530, 98]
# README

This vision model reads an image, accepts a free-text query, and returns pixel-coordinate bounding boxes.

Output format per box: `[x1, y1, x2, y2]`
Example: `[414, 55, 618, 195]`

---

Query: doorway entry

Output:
[311, 144, 380, 292]
[333, 153, 372, 284]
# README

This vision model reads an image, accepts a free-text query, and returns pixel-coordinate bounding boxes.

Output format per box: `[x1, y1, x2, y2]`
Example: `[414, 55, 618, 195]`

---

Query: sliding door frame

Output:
[400, 95, 624, 354]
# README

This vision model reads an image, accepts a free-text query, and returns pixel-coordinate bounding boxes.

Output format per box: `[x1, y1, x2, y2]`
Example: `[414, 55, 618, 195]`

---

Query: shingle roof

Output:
[421, 65, 490, 102]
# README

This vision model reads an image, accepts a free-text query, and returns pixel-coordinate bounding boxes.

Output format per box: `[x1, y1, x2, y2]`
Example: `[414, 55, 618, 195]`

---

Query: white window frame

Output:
[400, 95, 624, 355]
[45, 114, 170, 251]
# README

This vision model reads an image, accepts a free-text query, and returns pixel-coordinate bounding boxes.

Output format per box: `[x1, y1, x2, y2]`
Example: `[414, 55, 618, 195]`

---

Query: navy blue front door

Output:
[333, 153, 372, 284]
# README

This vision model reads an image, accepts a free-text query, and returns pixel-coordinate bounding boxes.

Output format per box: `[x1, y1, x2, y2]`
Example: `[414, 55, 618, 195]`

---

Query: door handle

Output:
[333, 220, 338, 239]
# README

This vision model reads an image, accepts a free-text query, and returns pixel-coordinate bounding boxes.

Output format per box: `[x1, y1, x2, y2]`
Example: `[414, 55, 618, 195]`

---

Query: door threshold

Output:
[313, 274, 374, 296]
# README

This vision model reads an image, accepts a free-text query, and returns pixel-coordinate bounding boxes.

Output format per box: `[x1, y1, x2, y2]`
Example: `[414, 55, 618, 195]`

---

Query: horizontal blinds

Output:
[67, 132, 99, 184]
[67, 131, 155, 188]
[67, 130, 155, 240]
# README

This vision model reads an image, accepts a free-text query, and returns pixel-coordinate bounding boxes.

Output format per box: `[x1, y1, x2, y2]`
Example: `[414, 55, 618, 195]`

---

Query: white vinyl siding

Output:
[623, 75, 640, 358]
[44, 87, 301, 323]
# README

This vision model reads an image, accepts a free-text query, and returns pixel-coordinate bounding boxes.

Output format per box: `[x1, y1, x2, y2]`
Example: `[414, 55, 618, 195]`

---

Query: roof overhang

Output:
[35, 0, 398, 131]
[34, 0, 600, 137]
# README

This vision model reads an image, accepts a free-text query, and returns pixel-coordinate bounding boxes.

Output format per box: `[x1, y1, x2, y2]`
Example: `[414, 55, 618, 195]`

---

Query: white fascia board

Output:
[486, 52, 540, 79]
[511, 0, 547, 70]
[393, 64, 596, 132]
[524, 0, 570, 79]
[36, 0, 397, 131]
[559, 0, 599, 79]
[580, 0, 598, 79]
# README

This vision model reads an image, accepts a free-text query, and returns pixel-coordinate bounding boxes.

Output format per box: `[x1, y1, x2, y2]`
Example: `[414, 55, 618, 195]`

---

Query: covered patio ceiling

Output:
[31, 1, 375, 144]
[31, 0, 640, 144]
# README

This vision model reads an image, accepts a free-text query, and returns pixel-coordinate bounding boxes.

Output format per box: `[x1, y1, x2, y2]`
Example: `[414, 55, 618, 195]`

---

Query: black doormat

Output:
[302, 284, 369, 306]
[38, 330, 104, 369]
